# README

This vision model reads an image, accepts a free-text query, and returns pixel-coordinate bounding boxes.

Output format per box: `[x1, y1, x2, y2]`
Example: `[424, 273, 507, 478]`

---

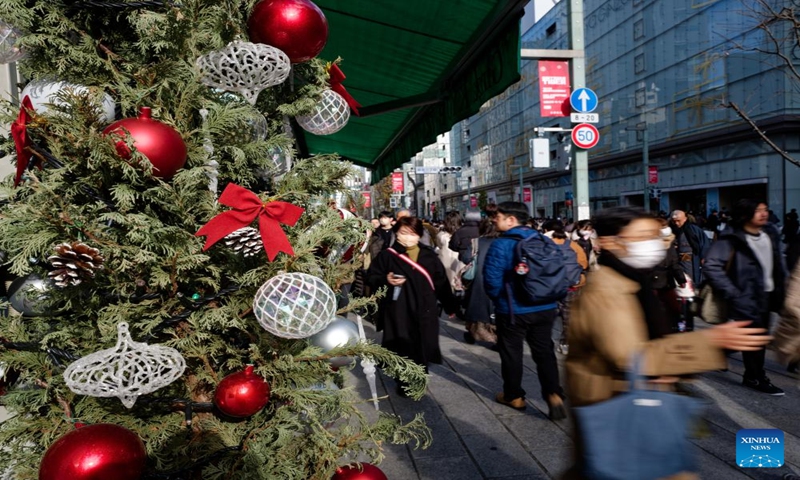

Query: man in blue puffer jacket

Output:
[483, 202, 566, 420]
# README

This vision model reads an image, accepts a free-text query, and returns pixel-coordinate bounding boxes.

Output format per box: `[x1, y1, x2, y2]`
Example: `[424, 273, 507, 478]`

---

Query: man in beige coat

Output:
[564, 206, 772, 479]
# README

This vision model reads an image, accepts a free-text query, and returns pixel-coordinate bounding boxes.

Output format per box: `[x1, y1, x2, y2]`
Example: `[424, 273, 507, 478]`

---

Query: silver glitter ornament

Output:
[8, 274, 52, 316]
[308, 316, 360, 367]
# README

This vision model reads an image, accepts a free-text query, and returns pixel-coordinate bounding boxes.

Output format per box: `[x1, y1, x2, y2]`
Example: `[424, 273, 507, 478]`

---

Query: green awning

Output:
[298, 0, 526, 179]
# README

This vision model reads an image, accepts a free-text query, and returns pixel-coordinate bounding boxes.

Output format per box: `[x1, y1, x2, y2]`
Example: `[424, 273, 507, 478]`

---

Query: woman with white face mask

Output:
[649, 218, 691, 333]
[366, 216, 457, 397]
[563, 207, 772, 479]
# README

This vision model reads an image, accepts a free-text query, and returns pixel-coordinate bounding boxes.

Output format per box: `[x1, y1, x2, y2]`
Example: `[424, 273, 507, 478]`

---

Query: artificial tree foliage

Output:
[0, 1, 430, 478]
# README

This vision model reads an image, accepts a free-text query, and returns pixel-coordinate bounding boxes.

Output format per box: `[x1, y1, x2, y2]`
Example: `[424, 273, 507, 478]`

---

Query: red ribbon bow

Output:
[328, 64, 361, 116]
[195, 184, 304, 261]
[11, 96, 36, 187]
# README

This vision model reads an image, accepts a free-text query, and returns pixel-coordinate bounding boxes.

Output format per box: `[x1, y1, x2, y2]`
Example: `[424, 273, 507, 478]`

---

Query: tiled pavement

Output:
[347, 315, 800, 479]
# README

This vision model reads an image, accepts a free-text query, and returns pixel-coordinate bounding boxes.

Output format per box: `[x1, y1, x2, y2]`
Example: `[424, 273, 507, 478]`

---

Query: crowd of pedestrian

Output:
[352, 197, 800, 478]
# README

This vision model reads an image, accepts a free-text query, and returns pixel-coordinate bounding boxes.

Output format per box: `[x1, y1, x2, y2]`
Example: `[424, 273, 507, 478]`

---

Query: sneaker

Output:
[788, 361, 799, 374]
[742, 377, 785, 396]
[495, 392, 526, 411]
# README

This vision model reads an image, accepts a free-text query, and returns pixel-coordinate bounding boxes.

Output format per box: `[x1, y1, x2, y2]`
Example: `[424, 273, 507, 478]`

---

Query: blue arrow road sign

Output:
[570, 88, 598, 113]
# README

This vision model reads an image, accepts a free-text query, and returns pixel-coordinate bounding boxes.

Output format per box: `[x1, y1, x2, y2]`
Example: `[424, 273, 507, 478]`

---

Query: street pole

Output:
[642, 127, 650, 212]
[466, 172, 472, 210]
[568, 0, 590, 221]
[511, 164, 524, 203]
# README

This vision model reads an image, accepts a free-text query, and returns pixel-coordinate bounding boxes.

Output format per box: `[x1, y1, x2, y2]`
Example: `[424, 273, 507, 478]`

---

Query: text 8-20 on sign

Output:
[571, 123, 600, 149]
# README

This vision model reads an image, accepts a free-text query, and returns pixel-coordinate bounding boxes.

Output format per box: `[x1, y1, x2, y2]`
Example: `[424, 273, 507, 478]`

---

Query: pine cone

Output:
[47, 242, 104, 288]
[224, 227, 263, 257]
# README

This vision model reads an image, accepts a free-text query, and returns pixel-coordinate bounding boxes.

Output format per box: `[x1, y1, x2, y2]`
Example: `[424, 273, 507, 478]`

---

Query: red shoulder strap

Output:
[387, 248, 435, 291]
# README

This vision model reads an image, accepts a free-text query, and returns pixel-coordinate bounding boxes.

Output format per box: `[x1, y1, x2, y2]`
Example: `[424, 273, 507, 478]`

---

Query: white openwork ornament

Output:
[196, 40, 291, 105]
[296, 89, 350, 135]
[63, 322, 186, 408]
[253, 273, 336, 339]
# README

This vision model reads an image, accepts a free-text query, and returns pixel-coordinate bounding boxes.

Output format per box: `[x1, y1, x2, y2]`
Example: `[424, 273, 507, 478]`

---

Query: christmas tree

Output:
[0, 1, 430, 479]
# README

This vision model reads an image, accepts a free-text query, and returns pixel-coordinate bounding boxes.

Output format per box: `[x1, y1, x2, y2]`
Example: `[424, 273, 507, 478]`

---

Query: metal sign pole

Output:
[568, 0, 590, 220]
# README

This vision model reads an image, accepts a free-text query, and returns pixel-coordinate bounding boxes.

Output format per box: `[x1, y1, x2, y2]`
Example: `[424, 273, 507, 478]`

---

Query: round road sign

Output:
[571, 123, 599, 149]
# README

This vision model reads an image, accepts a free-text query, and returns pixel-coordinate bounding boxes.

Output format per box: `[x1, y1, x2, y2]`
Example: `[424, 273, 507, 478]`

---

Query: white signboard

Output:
[530, 138, 550, 168]
[570, 113, 599, 123]
[415, 166, 441, 174]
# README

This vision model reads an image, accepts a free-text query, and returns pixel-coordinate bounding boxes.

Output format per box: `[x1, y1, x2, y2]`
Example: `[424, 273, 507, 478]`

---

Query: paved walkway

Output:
[347, 315, 800, 479]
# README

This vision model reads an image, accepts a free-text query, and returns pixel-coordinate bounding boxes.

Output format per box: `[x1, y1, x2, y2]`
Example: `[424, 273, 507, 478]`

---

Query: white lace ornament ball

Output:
[296, 89, 350, 135]
[21, 79, 116, 123]
[0, 20, 26, 64]
[63, 322, 186, 408]
[253, 273, 336, 339]
[196, 40, 291, 105]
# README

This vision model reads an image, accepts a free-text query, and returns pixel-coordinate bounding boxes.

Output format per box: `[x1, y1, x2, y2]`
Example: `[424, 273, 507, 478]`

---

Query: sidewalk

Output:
[347, 315, 800, 479]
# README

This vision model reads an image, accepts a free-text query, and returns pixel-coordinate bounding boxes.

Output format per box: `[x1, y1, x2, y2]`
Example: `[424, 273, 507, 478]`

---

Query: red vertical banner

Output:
[361, 191, 371, 208]
[391, 172, 404, 192]
[430, 202, 436, 214]
[523, 187, 532, 203]
[470, 196, 478, 208]
[648, 166, 658, 184]
[539, 61, 571, 117]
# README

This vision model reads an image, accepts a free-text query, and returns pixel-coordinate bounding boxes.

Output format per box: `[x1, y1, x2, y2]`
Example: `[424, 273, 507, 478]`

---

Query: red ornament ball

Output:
[332, 463, 388, 480]
[247, 0, 329, 63]
[103, 106, 187, 178]
[214, 365, 271, 418]
[39, 424, 146, 480]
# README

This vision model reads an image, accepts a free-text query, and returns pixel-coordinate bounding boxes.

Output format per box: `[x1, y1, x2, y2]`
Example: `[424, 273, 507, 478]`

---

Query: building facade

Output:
[437, 0, 800, 220]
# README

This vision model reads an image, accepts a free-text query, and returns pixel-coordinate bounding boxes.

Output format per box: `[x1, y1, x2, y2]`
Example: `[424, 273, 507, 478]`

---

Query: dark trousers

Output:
[496, 309, 563, 401]
[742, 309, 772, 380]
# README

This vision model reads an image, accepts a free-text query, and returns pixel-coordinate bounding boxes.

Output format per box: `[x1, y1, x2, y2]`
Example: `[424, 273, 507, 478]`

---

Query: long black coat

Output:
[651, 243, 685, 290]
[704, 225, 787, 321]
[459, 237, 496, 324]
[367, 244, 456, 367]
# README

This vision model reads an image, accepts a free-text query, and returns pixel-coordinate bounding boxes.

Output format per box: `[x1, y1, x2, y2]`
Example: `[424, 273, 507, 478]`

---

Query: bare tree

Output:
[722, 0, 800, 167]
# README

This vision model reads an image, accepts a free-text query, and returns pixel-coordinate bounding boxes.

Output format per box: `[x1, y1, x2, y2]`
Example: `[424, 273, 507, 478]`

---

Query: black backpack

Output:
[508, 231, 571, 305]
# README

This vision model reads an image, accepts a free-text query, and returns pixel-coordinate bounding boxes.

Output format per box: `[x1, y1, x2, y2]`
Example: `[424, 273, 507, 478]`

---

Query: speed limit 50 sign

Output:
[571, 123, 600, 149]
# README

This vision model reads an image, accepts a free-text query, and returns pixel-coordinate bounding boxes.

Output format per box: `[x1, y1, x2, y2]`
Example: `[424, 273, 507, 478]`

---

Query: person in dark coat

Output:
[784, 208, 799, 244]
[449, 210, 481, 256]
[367, 216, 457, 395]
[704, 199, 788, 395]
[651, 219, 689, 332]
[670, 210, 709, 286]
[705, 210, 720, 234]
[367, 211, 395, 263]
[459, 217, 500, 345]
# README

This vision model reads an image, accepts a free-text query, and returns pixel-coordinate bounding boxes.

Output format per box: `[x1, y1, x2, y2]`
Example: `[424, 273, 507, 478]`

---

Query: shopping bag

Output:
[573, 355, 705, 480]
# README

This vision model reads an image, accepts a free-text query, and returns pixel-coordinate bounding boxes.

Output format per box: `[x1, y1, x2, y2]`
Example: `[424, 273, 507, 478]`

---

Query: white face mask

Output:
[619, 239, 667, 270]
[396, 233, 420, 248]
[581, 230, 592, 238]
[659, 227, 672, 237]
[379, 218, 392, 227]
